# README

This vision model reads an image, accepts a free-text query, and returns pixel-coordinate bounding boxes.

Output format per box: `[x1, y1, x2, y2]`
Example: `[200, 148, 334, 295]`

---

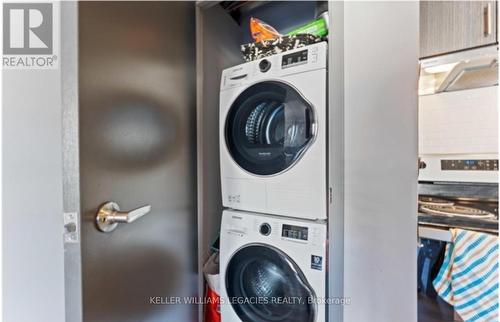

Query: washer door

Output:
[225, 244, 316, 322]
[225, 81, 316, 176]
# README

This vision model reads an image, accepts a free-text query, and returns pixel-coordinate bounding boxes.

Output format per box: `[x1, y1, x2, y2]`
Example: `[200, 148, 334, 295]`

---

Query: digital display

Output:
[282, 50, 308, 69]
[441, 159, 498, 171]
[282, 224, 308, 240]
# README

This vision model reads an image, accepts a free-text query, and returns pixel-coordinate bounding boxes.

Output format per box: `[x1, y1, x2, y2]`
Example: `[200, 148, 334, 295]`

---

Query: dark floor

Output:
[418, 293, 455, 322]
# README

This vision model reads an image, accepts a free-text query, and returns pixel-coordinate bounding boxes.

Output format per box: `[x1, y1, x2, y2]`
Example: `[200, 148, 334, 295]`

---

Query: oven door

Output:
[225, 81, 316, 176]
[225, 244, 316, 322]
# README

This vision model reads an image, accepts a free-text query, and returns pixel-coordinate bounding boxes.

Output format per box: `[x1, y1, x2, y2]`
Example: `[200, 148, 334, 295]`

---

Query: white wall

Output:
[2, 8, 66, 322]
[343, 2, 419, 322]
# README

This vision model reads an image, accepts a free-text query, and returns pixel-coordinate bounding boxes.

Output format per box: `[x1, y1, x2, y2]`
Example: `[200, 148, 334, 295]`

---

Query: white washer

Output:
[220, 210, 327, 322]
[220, 42, 328, 220]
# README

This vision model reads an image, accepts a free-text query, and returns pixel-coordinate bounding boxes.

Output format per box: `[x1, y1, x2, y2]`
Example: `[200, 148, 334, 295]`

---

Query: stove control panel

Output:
[441, 159, 498, 171]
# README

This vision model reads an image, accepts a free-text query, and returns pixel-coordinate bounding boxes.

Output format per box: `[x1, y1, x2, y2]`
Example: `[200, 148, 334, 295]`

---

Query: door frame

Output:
[61, 2, 83, 322]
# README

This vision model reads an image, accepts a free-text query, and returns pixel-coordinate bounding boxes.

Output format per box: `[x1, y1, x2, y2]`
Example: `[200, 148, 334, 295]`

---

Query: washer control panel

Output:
[282, 224, 308, 241]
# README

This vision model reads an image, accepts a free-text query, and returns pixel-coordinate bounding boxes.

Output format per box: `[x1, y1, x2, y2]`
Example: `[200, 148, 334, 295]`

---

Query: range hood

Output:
[419, 45, 498, 96]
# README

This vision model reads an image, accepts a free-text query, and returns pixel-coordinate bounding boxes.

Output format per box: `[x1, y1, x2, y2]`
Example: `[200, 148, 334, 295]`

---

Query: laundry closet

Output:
[196, 2, 418, 322]
[197, 3, 331, 322]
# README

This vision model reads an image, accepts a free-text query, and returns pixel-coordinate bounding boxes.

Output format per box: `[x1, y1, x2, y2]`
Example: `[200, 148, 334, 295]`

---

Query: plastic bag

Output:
[204, 252, 220, 322]
[287, 14, 329, 38]
[250, 17, 281, 42]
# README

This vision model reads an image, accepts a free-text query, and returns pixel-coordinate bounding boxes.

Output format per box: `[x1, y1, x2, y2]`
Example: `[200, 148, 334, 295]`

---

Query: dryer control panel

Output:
[281, 49, 309, 69]
[220, 42, 327, 91]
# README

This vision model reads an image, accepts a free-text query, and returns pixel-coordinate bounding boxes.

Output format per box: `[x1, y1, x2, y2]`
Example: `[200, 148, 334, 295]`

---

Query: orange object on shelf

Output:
[250, 17, 281, 42]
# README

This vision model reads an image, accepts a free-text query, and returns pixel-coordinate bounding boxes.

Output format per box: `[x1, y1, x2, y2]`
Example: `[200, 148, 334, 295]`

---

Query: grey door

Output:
[78, 2, 196, 322]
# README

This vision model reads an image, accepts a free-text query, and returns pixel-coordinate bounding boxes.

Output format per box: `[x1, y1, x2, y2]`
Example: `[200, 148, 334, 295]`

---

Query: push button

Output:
[259, 59, 271, 72]
[259, 223, 272, 236]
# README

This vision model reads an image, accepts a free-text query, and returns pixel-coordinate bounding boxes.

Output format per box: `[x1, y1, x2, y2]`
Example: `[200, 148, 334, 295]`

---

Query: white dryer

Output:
[219, 42, 328, 220]
[220, 210, 327, 322]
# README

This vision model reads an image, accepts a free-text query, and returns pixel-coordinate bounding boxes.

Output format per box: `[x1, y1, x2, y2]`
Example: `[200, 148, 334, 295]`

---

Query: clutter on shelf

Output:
[241, 13, 329, 62]
[241, 34, 323, 62]
[250, 17, 281, 42]
[287, 12, 329, 38]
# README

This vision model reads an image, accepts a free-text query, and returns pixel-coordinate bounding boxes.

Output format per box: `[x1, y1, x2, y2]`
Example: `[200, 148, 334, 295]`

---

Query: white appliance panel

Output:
[220, 210, 327, 322]
[219, 43, 328, 220]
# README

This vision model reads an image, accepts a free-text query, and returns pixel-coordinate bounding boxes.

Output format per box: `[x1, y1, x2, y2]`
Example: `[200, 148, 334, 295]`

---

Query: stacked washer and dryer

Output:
[218, 42, 329, 322]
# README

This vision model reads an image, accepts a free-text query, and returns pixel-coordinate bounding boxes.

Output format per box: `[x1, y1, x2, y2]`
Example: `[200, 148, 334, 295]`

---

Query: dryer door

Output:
[225, 81, 316, 176]
[225, 244, 316, 322]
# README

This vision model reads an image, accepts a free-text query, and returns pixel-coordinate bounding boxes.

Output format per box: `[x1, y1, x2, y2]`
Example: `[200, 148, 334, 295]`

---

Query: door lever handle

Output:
[96, 201, 151, 232]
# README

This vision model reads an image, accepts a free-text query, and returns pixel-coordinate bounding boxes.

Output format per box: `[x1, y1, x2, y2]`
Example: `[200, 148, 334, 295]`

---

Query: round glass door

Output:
[225, 244, 316, 322]
[225, 81, 316, 176]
